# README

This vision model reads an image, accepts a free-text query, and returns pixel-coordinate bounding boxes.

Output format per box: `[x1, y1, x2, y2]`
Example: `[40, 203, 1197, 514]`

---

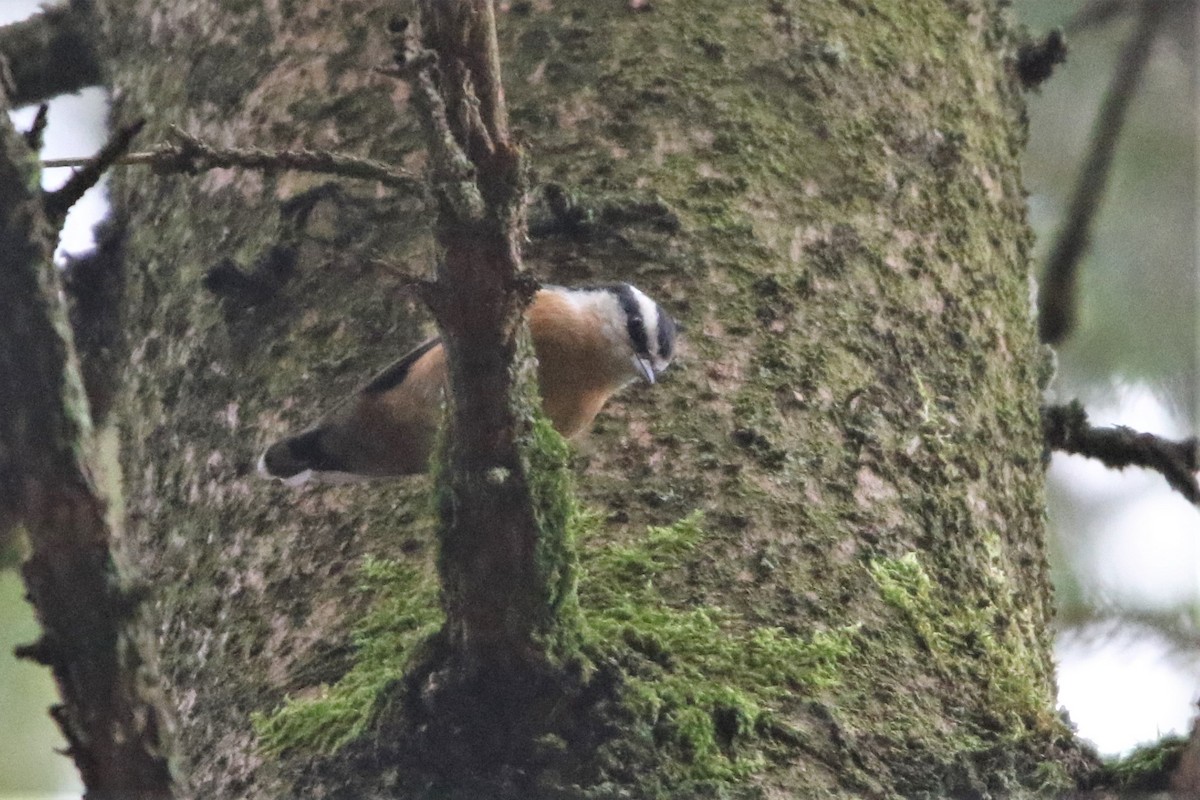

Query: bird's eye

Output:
[655, 309, 677, 362]
[627, 317, 649, 357]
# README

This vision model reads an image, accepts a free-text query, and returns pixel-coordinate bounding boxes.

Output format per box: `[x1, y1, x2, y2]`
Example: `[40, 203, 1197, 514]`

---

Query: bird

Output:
[257, 282, 677, 485]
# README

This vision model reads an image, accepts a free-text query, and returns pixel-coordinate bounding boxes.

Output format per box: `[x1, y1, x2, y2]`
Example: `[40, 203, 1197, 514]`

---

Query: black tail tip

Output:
[258, 429, 340, 486]
[259, 439, 302, 479]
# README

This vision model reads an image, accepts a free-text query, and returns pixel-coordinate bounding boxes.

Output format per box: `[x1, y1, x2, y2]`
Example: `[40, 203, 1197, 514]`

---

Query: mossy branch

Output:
[1091, 734, 1189, 793]
[384, 0, 578, 688]
[0, 78, 171, 799]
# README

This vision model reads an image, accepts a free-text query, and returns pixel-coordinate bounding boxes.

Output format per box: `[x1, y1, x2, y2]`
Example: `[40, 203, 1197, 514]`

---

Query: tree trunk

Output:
[94, 0, 1092, 796]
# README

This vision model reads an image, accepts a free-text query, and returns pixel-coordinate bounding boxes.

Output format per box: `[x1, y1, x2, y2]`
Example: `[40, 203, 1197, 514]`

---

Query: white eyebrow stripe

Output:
[627, 285, 661, 360]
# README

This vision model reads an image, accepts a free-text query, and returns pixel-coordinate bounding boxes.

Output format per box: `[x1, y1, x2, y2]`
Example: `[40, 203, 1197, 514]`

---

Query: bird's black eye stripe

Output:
[656, 305, 676, 361]
[628, 316, 649, 355]
[611, 284, 651, 358]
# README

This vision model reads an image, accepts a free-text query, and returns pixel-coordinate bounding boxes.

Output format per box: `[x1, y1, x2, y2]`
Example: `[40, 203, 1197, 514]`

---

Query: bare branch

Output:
[1038, 2, 1167, 343]
[43, 118, 144, 227]
[23, 103, 49, 150]
[1055, 608, 1200, 654]
[0, 84, 172, 799]
[1042, 401, 1200, 505]
[411, 2, 510, 169]
[156, 126, 426, 191]
[0, 5, 101, 107]
[387, 17, 484, 222]
[42, 125, 427, 196]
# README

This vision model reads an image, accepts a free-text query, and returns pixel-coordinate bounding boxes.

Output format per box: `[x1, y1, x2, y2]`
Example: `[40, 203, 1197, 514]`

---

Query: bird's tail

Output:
[257, 429, 363, 486]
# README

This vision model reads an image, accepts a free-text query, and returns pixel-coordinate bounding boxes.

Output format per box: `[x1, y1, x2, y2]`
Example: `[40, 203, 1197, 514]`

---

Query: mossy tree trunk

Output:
[94, 0, 1090, 796]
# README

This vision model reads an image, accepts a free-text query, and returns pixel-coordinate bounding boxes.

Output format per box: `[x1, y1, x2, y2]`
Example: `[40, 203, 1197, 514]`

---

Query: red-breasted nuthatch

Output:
[258, 283, 677, 485]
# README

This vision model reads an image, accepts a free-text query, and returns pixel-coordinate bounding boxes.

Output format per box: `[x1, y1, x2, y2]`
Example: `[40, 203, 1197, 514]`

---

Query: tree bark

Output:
[402, 0, 578, 681]
[91, 0, 1093, 796]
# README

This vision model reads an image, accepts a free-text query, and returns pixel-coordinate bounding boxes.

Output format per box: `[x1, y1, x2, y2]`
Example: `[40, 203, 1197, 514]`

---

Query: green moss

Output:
[1030, 761, 1074, 794]
[868, 549, 1060, 739]
[581, 513, 859, 787]
[1099, 735, 1188, 792]
[868, 552, 946, 652]
[254, 509, 859, 794]
[252, 557, 441, 755]
[252, 414, 583, 758]
[523, 413, 584, 658]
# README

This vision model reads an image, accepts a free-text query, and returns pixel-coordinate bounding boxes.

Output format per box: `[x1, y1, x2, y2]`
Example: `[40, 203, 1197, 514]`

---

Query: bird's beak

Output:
[633, 356, 656, 384]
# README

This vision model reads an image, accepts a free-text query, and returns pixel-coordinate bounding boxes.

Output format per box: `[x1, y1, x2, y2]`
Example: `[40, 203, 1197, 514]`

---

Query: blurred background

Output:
[1017, 0, 1200, 756]
[1, 1, 1196, 795]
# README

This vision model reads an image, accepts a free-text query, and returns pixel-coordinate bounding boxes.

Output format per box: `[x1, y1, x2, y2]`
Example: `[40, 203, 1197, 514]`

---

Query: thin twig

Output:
[1043, 401, 1200, 505]
[41, 153, 149, 168]
[43, 117, 144, 226]
[385, 18, 483, 226]
[1065, 0, 1132, 35]
[41, 125, 426, 195]
[1038, 2, 1166, 343]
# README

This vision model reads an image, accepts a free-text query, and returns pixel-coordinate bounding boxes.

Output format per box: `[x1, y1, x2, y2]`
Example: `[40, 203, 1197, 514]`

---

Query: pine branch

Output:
[42, 125, 426, 196]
